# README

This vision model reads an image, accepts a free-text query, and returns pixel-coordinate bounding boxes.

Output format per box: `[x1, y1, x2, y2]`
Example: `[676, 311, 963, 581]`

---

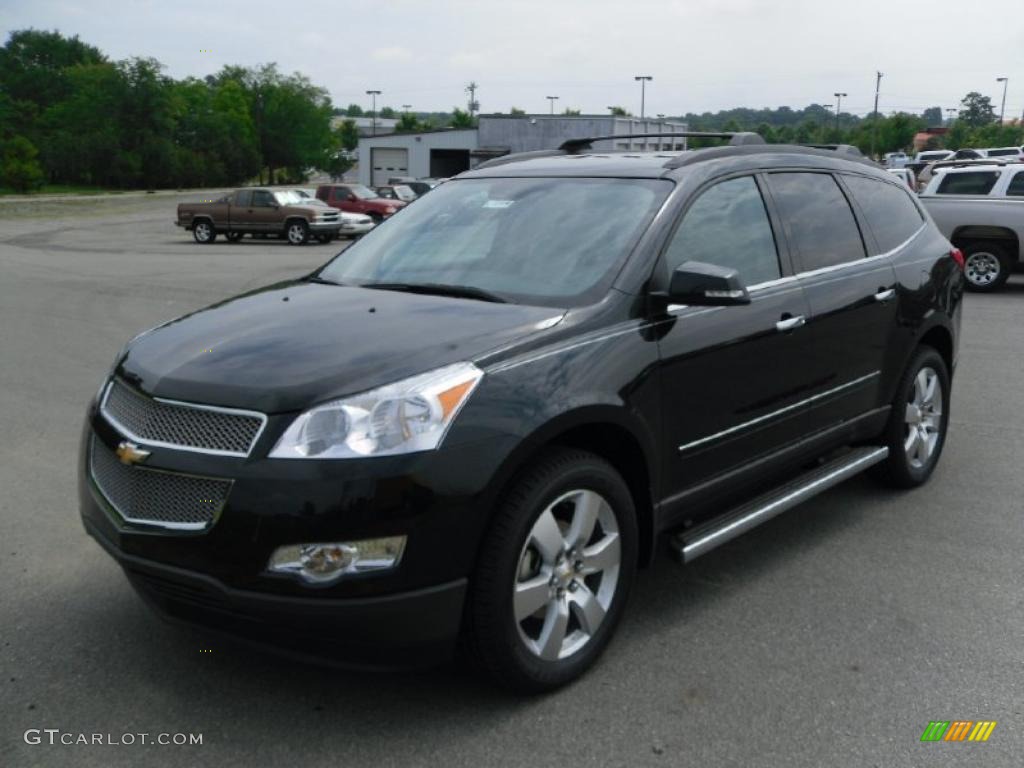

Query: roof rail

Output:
[559, 131, 764, 154]
[799, 143, 865, 158]
[473, 149, 565, 170]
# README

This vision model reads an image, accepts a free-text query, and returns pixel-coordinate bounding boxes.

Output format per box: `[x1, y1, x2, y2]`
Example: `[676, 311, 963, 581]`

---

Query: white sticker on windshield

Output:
[483, 199, 515, 209]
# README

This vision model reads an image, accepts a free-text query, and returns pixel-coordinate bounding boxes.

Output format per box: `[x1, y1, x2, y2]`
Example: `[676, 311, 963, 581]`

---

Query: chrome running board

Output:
[671, 446, 889, 564]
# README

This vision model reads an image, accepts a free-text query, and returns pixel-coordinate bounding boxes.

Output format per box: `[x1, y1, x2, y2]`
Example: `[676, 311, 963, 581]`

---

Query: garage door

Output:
[371, 148, 409, 186]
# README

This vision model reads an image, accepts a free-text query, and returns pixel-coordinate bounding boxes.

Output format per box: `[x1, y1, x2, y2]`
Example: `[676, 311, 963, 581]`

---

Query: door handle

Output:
[775, 315, 806, 332]
[874, 288, 896, 302]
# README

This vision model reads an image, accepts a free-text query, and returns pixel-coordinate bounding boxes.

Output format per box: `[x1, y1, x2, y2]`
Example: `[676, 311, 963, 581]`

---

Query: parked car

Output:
[883, 151, 910, 168]
[293, 189, 375, 238]
[84, 134, 963, 692]
[914, 150, 954, 164]
[950, 148, 987, 160]
[388, 177, 440, 197]
[375, 184, 418, 203]
[315, 183, 407, 222]
[981, 146, 1024, 160]
[176, 188, 343, 245]
[887, 167, 918, 191]
[920, 163, 1024, 291]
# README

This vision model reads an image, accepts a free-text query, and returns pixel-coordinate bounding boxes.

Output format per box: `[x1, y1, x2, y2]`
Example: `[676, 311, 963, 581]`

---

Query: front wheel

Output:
[285, 220, 309, 245]
[871, 346, 951, 488]
[466, 449, 637, 693]
[192, 220, 216, 244]
[962, 242, 1010, 292]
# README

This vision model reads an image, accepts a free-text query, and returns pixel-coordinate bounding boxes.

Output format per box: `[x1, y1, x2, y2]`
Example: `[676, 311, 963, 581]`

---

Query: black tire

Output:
[316, 233, 334, 244]
[466, 448, 638, 693]
[284, 219, 309, 245]
[871, 346, 951, 489]
[225, 231, 243, 243]
[961, 241, 1010, 292]
[192, 219, 216, 244]
[368, 213, 383, 225]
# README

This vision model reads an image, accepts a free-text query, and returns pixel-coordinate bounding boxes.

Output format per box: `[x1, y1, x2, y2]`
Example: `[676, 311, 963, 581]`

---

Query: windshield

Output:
[349, 185, 380, 200]
[274, 190, 304, 205]
[318, 177, 670, 307]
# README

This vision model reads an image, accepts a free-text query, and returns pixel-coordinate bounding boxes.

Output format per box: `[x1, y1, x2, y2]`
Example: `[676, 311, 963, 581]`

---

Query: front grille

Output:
[89, 437, 231, 530]
[101, 378, 265, 456]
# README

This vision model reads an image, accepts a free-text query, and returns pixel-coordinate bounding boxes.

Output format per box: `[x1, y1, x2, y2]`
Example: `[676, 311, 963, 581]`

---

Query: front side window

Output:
[318, 177, 671, 307]
[767, 172, 866, 270]
[1007, 172, 1024, 196]
[843, 175, 924, 253]
[936, 172, 999, 195]
[251, 190, 275, 207]
[663, 176, 781, 286]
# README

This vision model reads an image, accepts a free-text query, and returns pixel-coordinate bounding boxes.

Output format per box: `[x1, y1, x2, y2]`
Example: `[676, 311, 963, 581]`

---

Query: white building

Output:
[357, 115, 689, 187]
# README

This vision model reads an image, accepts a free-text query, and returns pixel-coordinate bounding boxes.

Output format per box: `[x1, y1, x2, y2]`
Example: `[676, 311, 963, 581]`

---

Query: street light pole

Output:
[946, 108, 958, 126]
[366, 89, 381, 136]
[871, 71, 883, 158]
[546, 95, 559, 115]
[834, 92, 847, 134]
[634, 75, 653, 119]
[996, 77, 1008, 123]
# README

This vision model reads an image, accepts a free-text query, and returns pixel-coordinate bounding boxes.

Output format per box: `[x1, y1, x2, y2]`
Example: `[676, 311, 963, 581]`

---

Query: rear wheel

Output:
[962, 242, 1010, 292]
[285, 220, 309, 245]
[871, 346, 950, 488]
[466, 448, 637, 693]
[192, 220, 215, 244]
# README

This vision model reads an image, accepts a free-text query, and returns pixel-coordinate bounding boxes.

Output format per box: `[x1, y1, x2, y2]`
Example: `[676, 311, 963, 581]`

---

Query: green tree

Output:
[509, 106, 526, 115]
[755, 122, 777, 143]
[922, 106, 942, 127]
[449, 108, 475, 129]
[336, 118, 359, 150]
[395, 113, 422, 133]
[959, 92, 996, 127]
[608, 106, 630, 116]
[0, 135, 44, 191]
[345, 103, 364, 116]
[562, 107, 581, 116]
[378, 106, 396, 118]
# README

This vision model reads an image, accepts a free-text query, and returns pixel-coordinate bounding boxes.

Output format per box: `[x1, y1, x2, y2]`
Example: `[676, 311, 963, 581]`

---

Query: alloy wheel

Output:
[513, 489, 621, 661]
[964, 252, 1000, 287]
[287, 224, 306, 244]
[904, 366, 944, 469]
[194, 222, 211, 242]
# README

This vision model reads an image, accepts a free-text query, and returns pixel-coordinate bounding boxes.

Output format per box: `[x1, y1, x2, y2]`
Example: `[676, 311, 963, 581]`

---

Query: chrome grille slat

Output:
[101, 378, 265, 457]
[89, 437, 230, 530]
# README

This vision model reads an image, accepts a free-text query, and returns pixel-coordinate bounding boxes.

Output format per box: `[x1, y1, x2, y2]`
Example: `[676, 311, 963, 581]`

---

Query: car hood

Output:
[118, 282, 562, 414]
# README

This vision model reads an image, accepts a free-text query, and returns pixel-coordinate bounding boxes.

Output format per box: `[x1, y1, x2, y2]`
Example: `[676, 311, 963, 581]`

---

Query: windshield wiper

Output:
[307, 275, 343, 286]
[360, 282, 508, 303]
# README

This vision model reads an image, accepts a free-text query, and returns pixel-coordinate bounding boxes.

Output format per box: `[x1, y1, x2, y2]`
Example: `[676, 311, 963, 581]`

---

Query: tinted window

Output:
[234, 189, 252, 207]
[1006, 172, 1024, 196]
[936, 172, 999, 195]
[767, 172, 866, 270]
[986, 149, 1019, 157]
[843, 175, 924, 253]
[664, 176, 780, 286]
[251, 190, 275, 206]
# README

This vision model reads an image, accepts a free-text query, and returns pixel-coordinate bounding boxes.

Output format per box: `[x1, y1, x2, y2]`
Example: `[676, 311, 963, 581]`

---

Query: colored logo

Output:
[920, 721, 997, 742]
[116, 440, 151, 466]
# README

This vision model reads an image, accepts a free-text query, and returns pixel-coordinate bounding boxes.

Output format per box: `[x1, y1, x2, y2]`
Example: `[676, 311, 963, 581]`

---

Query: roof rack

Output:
[799, 143, 865, 158]
[558, 131, 765, 154]
[930, 158, 1017, 170]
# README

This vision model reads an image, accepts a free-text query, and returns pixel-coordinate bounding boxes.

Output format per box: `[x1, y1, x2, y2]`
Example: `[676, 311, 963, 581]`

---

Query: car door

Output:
[655, 174, 817, 511]
[229, 189, 253, 232]
[764, 171, 898, 426]
[249, 189, 279, 233]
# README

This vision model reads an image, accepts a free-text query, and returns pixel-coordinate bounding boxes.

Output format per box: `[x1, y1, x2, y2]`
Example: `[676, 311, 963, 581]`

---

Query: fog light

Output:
[267, 536, 406, 584]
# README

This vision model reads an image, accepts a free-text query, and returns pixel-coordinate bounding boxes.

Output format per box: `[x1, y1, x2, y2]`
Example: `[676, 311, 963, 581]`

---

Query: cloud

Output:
[372, 47, 412, 62]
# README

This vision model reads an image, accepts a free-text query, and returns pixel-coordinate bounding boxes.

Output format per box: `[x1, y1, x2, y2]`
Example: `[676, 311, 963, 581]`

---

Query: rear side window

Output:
[766, 172, 866, 270]
[843, 175, 924, 253]
[936, 172, 999, 195]
[1006, 172, 1024, 196]
[664, 176, 781, 286]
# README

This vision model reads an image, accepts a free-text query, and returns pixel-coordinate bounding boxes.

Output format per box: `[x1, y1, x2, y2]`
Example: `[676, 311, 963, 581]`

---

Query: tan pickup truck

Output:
[176, 188, 343, 245]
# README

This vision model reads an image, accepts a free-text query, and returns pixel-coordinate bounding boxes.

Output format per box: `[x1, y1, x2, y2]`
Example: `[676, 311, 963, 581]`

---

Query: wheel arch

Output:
[951, 226, 1019, 259]
[919, 324, 954, 376]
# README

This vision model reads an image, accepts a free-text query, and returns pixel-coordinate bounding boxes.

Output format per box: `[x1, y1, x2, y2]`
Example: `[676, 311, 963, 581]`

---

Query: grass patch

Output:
[0, 185, 131, 196]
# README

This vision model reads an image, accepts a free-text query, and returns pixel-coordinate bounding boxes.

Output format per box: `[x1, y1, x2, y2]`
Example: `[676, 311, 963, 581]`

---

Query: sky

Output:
[3, 0, 1023, 119]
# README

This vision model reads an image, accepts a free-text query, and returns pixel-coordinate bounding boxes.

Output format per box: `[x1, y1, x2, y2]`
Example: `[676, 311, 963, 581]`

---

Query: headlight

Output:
[269, 362, 482, 459]
[384, 206, 396, 214]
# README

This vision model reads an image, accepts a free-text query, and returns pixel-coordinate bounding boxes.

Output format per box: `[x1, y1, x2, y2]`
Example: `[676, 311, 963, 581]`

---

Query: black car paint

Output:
[80, 148, 963, 663]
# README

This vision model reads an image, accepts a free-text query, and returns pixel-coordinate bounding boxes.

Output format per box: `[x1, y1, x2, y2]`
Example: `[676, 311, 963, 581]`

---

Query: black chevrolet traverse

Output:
[80, 133, 964, 692]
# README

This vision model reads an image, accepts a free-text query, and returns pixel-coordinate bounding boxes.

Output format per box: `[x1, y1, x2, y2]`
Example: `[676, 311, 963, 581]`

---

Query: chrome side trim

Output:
[675, 446, 889, 562]
[99, 383, 268, 458]
[677, 371, 880, 453]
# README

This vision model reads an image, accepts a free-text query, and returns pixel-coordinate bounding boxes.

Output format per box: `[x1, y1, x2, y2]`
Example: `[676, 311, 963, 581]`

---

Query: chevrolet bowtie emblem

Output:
[116, 440, 151, 465]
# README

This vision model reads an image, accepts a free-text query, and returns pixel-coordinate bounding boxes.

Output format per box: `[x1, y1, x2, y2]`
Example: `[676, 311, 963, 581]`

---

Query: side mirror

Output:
[661, 261, 751, 306]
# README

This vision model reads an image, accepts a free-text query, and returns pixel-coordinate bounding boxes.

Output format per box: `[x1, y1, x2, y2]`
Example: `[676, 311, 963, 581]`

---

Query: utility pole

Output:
[946, 107, 958, 126]
[546, 95, 559, 115]
[634, 75, 653, 119]
[870, 71, 883, 158]
[465, 81, 479, 117]
[366, 89, 381, 136]
[401, 104, 412, 112]
[996, 77, 1008, 123]
[834, 92, 847, 134]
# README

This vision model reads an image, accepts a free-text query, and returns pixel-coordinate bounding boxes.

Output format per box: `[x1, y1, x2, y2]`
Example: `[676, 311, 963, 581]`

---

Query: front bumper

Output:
[309, 220, 344, 234]
[340, 221, 375, 235]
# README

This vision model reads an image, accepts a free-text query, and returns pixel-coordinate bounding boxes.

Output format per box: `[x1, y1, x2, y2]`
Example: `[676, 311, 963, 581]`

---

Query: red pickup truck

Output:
[315, 183, 406, 222]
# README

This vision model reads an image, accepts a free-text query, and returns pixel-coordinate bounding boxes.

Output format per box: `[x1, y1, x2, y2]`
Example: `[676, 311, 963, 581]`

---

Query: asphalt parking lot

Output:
[1, 192, 1022, 768]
